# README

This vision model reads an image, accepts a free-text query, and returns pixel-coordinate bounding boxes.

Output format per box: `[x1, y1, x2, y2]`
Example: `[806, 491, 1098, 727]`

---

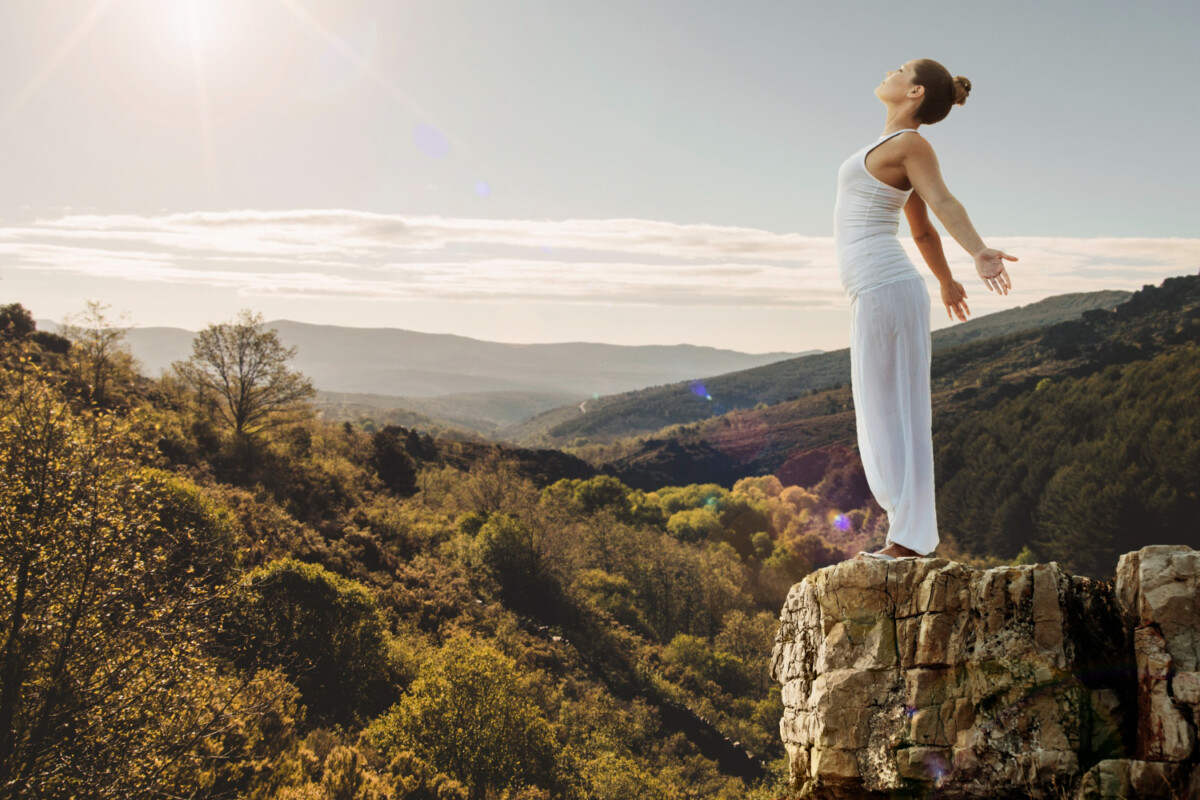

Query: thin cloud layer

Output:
[4, 209, 829, 261]
[1, 210, 1196, 309]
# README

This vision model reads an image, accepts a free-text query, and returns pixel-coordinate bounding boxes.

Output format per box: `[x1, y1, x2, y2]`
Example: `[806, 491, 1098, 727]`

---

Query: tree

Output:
[364, 635, 559, 800]
[371, 425, 419, 496]
[59, 300, 137, 407]
[0, 366, 271, 798]
[173, 310, 314, 436]
[665, 507, 722, 543]
[715, 609, 781, 694]
[473, 513, 564, 616]
[221, 558, 393, 724]
[0, 305, 69, 361]
[0, 304, 34, 341]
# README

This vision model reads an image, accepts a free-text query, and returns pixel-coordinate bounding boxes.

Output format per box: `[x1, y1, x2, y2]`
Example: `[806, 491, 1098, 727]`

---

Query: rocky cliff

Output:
[770, 545, 1199, 799]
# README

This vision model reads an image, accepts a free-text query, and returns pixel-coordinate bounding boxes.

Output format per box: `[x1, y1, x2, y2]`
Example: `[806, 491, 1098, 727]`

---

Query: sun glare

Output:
[82, 0, 301, 130]
[185, 1, 211, 45]
[177, 0, 224, 56]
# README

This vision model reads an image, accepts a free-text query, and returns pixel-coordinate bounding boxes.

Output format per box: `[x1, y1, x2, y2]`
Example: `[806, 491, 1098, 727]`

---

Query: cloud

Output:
[0, 210, 1196, 309]
[4, 209, 828, 262]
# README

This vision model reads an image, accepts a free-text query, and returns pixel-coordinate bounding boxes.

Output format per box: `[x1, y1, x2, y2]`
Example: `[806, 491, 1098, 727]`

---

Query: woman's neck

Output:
[882, 108, 921, 136]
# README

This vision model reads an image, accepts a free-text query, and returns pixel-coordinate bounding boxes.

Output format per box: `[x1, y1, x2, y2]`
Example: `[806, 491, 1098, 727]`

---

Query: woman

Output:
[835, 59, 1017, 562]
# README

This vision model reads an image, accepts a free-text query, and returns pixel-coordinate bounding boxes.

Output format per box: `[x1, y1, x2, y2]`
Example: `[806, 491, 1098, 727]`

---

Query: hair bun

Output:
[953, 76, 972, 106]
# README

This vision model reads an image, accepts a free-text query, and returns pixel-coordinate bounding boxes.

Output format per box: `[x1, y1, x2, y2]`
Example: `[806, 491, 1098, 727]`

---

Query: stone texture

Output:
[1116, 545, 1200, 777]
[1076, 759, 1190, 800]
[770, 546, 1200, 799]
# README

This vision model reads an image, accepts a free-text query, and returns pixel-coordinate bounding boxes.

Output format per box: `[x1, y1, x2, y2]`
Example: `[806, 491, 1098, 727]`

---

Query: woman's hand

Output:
[974, 248, 1017, 295]
[941, 279, 970, 322]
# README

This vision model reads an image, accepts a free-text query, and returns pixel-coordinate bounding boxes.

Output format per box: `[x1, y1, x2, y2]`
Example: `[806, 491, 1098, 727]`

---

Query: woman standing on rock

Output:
[837, 59, 1016, 561]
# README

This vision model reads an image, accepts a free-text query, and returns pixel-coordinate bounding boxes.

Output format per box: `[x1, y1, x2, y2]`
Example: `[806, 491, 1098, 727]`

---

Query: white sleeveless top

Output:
[834, 129, 922, 302]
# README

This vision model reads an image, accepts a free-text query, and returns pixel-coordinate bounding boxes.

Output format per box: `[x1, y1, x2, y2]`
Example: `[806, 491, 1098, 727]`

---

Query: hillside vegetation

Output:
[1, 303, 902, 800]
[314, 389, 584, 439]
[502, 288, 1132, 448]
[935, 343, 1200, 576]
[576, 276, 1194, 477]
[3, 276, 1193, 799]
[579, 275, 1200, 577]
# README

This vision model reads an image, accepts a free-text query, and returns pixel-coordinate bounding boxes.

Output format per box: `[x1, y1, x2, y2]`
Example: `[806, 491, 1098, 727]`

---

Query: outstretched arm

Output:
[904, 193, 969, 322]
[902, 136, 1016, 295]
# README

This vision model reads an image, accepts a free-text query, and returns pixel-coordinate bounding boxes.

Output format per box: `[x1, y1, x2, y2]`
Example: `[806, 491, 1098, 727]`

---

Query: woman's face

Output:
[875, 60, 921, 104]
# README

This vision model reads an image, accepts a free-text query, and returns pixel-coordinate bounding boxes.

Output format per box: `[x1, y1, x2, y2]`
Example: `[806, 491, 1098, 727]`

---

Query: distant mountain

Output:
[83, 321, 809, 399]
[925, 289, 1132, 348]
[590, 273, 1200, 492]
[500, 288, 1133, 447]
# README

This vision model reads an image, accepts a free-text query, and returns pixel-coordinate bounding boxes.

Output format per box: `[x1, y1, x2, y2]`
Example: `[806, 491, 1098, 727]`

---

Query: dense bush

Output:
[365, 635, 560, 799]
[223, 558, 396, 724]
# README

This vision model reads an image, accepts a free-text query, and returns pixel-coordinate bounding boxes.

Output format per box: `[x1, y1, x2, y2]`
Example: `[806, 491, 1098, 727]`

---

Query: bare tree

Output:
[59, 300, 136, 406]
[173, 310, 315, 436]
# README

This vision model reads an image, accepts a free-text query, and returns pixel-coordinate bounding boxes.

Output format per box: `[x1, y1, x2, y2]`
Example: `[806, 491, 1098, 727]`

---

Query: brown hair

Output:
[911, 59, 971, 124]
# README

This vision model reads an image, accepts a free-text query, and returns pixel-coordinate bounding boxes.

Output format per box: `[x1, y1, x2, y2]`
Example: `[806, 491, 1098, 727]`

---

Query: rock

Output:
[1116, 545, 1200, 773]
[771, 546, 1200, 799]
[1133, 626, 1194, 762]
[1075, 759, 1189, 799]
[1116, 546, 1200, 670]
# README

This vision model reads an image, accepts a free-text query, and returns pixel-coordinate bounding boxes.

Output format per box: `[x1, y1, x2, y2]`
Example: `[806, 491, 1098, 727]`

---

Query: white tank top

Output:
[834, 129, 922, 302]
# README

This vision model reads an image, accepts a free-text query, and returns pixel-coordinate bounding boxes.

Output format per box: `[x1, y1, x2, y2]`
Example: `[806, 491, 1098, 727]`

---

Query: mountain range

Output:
[41, 285, 1137, 442]
[76, 320, 809, 399]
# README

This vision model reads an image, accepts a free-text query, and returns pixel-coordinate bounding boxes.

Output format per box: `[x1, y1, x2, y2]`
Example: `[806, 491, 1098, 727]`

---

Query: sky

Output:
[0, 0, 1197, 353]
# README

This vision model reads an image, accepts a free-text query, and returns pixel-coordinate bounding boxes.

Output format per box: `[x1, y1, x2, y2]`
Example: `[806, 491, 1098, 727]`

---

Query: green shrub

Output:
[365, 635, 559, 799]
[224, 558, 393, 724]
[666, 508, 722, 543]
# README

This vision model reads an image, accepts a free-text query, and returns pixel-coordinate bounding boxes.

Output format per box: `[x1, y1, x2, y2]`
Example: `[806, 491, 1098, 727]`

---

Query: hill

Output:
[584, 273, 1200, 574]
[312, 389, 583, 438]
[0, 312, 838, 799]
[5, 287, 1194, 800]
[501, 288, 1133, 447]
[77, 320, 809, 398]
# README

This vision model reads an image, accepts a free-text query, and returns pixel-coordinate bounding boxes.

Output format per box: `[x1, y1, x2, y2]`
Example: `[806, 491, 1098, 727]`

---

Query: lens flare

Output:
[474, 180, 491, 197]
[302, 16, 380, 100]
[414, 122, 449, 158]
[923, 748, 951, 783]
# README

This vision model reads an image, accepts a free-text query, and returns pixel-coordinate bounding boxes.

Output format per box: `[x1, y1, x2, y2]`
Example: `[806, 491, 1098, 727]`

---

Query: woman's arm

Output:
[901, 135, 1016, 295]
[904, 193, 970, 321]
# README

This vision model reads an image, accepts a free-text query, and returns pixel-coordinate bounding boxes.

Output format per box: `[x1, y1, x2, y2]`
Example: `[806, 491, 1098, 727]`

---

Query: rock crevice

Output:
[770, 545, 1200, 799]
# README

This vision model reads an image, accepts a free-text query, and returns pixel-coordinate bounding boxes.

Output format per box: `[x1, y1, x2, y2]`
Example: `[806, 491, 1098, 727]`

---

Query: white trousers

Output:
[849, 275, 939, 555]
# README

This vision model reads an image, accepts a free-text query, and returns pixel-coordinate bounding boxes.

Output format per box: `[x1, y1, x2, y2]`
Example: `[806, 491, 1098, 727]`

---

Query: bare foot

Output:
[853, 543, 924, 560]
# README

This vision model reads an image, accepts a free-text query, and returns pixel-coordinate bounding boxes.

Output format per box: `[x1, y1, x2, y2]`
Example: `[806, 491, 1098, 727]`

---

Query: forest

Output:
[2, 283, 1197, 799]
[0, 302, 888, 799]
